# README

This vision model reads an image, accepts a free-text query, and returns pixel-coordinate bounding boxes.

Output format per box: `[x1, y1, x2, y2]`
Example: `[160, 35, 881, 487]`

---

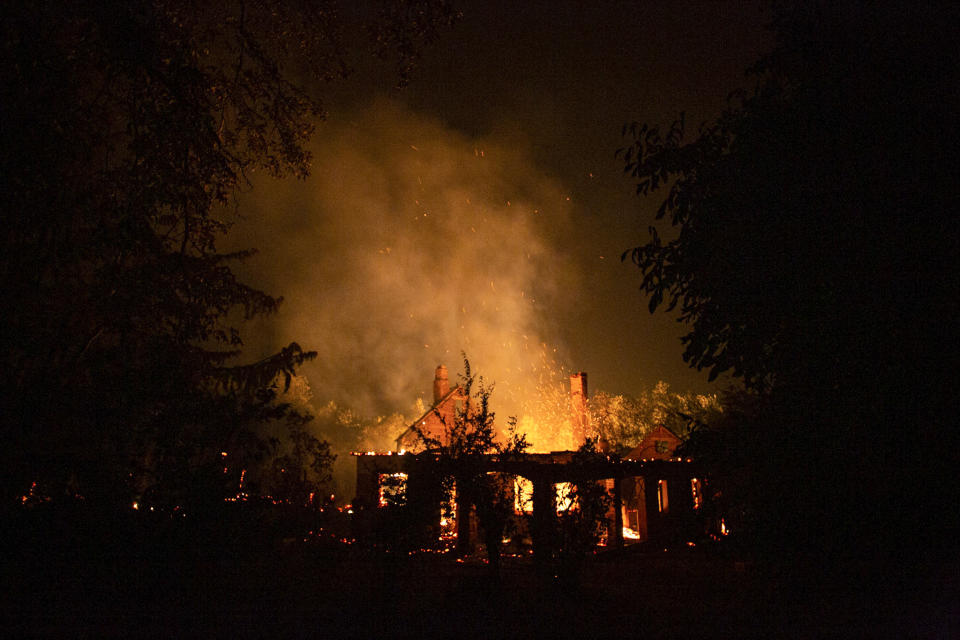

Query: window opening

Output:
[657, 479, 669, 513]
[378, 472, 408, 507]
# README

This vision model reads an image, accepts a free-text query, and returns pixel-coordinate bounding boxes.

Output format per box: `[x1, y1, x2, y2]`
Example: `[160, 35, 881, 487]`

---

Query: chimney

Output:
[433, 365, 450, 403]
[570, 372, 589, 445]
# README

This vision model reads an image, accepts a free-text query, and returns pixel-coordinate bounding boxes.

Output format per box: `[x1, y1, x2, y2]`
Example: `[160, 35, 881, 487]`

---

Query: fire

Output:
[622, 525, 641, 540]
[514, 477, 582, 514]
[509, 347, 579, 452]
[554, 482, 577, 513]
[378, 473, 408, 507]
[690, 478, 703, 509]
[514, 476, 533, 513]
[21, 481, 38, 505]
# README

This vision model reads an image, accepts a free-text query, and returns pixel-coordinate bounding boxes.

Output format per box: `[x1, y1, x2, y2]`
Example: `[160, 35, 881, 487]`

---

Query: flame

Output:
[378, 472, 408, 507]
[514, 476, 533, 513]
[509, 347, 578, 452]
[622, 525, 641, 540]
[554, 482, 577, 513]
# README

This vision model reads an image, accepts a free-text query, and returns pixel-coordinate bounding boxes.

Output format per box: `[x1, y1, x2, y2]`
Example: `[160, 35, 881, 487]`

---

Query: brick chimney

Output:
[433, 365, 450, 403]
[570, 372, 589, 445]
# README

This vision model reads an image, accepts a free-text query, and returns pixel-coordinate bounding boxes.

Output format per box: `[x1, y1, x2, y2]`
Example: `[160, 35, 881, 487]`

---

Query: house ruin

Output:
[353, 366, 710, 556]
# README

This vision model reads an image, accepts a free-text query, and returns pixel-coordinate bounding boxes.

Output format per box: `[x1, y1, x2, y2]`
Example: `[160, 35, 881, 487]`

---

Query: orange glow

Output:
[440, 484, 457, 537]
[514, 476, 533, 513]
[657, 479, 669, 513]
[555, 482, 577, 513]
[21, 481, 38, 504]
[690, 477, 703, 509]
[508, 348, 580, 452]
[378, 472, 408, 507]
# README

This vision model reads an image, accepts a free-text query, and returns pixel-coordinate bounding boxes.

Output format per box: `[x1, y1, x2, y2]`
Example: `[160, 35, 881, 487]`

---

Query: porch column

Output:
[455, 480, 472, 556]
[531, 474, 556, 575]
[611, 475, 624, 549]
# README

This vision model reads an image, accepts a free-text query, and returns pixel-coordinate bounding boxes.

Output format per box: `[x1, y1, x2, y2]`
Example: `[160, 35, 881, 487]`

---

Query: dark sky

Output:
[229, 0, 771, 420]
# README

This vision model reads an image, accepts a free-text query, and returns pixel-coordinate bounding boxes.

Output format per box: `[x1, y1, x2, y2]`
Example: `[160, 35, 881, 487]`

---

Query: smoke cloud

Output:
[229, 99, 581, 422]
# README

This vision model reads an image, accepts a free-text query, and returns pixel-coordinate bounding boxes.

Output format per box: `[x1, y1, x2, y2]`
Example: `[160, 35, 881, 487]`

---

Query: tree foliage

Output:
[620, 1, 959, 564]
[307, 396, 410, 500]
[414, 357, 528, 578]
[0, 0, 457, 508]
[588, 382, 722, 449]
[553, 438, 614, 586]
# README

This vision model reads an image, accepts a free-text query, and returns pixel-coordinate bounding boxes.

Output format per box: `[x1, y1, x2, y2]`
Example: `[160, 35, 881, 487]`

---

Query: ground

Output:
[6, 524, 957, 639]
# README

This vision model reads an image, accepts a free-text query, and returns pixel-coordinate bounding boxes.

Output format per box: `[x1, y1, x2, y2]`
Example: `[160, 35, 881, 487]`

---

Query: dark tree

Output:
[0, 0, 458, 508]
[414, 357, 528, 580]
[553, 438, 613, 588]
[620, 1, 959, 569]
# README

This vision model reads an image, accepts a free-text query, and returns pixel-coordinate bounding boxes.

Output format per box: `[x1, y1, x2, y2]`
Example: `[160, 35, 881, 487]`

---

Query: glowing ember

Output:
[21, 481, 38, 504]
[691, 477, 703, 509]
[378, 473, 408, 507]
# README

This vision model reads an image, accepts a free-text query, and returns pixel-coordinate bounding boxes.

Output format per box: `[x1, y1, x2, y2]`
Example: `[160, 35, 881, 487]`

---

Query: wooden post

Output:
[531, 474, 556, 575]
[612, 475, 624, 549]
[455, 478, 472, 556]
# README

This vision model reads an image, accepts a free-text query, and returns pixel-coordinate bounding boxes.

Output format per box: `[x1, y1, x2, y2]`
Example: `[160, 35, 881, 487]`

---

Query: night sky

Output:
[227, 1, 771, 418]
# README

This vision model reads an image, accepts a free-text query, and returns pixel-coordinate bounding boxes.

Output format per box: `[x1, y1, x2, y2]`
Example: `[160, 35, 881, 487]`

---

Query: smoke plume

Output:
[230, 99, 580, 423]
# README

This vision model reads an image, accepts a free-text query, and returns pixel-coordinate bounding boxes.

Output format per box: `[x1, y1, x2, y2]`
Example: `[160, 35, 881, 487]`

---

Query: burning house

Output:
[353, 366, 710, 554]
